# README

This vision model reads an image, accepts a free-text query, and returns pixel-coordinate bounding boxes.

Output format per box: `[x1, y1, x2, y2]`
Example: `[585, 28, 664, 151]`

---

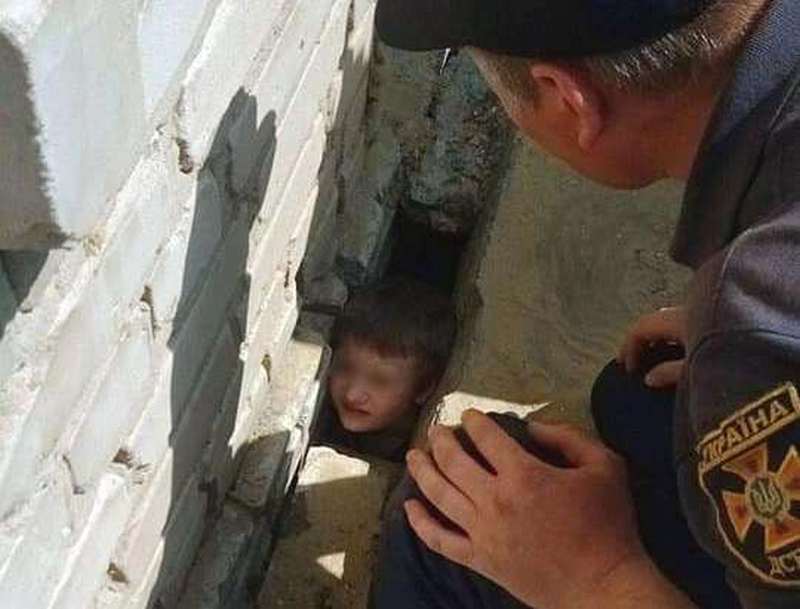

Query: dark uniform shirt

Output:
[673, 0, 800, 606]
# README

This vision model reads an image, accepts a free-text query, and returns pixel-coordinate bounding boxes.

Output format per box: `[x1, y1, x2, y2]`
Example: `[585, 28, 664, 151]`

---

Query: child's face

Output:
[328, 338, 425, 433]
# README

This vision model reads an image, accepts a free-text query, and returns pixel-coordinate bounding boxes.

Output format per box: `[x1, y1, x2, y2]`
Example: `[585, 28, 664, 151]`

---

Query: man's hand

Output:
[618, 306, 686, 388]
[405, 411, 695, 609]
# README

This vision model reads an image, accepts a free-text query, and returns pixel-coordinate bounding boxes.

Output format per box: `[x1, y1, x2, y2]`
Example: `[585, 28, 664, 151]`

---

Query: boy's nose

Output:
[345, 386, 368, 405]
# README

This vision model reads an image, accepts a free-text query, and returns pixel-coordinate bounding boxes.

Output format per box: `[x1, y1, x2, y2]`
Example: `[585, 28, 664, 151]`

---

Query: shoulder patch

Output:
[697, 383, 800, 586]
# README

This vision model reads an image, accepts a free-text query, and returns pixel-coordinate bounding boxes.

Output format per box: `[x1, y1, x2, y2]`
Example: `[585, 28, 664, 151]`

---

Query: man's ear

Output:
[529, 63, 605, 150]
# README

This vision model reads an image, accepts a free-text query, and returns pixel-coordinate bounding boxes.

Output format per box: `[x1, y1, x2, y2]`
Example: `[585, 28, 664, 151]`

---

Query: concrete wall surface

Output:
[0, 1, 379, 607]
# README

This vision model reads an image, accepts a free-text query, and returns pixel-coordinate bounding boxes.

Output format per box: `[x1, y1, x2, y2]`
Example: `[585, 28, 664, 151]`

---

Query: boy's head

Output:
[329, 277, 457, 433]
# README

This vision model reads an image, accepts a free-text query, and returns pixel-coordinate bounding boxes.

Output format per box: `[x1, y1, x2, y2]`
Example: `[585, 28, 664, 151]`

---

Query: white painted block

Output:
[249, 0, 350, 230]
[172, 324, 240, 497]
[94, 133, 192, 322]
[167, 214, 247, 420]
[176, 0, 287, 171]
[65, 309, 154, 492]
[125, 320, 238, 493]
[137, 0, 220, 117]
[352, 0, 377, 31]
[48, 473, 132, 609]
[0, 280, 118, 518]
[148, 171, 225, 327]
[229, 0, 337, 191]
[339, 4, 375, 113]
[113, 452, 198, 588]
[247, 118, 326, 330]
[0, 1, 147, 247]
[0, 468, 73, 609]
[203, 363, 252, 500]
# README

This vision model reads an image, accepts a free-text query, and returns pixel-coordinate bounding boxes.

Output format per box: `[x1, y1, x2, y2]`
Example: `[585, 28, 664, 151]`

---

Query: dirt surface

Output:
[258, 448, 401, 609]
[440, 138, 690, 428]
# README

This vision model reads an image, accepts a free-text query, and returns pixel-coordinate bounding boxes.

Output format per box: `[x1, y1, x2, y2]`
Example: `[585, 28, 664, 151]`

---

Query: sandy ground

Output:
[443, 137, 690, 428]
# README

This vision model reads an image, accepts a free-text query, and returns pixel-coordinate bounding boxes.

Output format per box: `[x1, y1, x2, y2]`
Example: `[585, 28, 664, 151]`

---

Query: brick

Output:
[231, 333, 329, 511]
[0, 279, 118, 518]
[251, 0, 350, 226]
[0, 2, 148, 247]
[65, 309, 154, 492]
[154, 478, 208, 609]
[242, 276, 299, 401]
[340, 4, 375, 114]
[137, 0, 220, 117]
[336, 175, 396, 286]
[107, 464, 207, 609]
[167, 213, 248, 420]
[96, 137, 190, 318]
[126, 320, 238, 500]
[0, 468, 73, 609]
[352, 0, 377, 30]
[123, 366, 172, 484]
[176, 503, 255, 609]
[113, 451, 204, 589]
[203, 364, 261, 502]
[148, 171, 225, 328]
[121, 542, 165, 609]
[176, 0, 286, 170]
[229, 0, 337, 192]
[340, 74, 369, 174]
[48, 473, 132, 609]
[173, 324, 240, 497]
[247, 120, 325, 331]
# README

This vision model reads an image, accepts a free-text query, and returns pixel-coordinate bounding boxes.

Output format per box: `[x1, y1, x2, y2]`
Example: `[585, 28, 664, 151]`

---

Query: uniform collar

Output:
[671, 0, 800, 269]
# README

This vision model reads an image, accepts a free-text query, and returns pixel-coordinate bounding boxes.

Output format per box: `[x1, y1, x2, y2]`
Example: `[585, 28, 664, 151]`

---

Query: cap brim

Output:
[375, 0, 708, 59]
[375, 0, 478, 52]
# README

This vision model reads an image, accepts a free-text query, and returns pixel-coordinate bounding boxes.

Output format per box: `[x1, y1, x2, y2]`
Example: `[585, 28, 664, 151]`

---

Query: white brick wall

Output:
[0, 1, 378, 607]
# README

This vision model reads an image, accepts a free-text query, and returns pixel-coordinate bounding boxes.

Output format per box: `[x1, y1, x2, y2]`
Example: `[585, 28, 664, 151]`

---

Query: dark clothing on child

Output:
[315, 399, 418, 463]
[370, 350, 741, 609]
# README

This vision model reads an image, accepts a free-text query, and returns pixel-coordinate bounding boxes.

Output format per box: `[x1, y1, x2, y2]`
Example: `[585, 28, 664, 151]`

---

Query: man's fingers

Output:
[644, 359, 685, 389]
[404, 499, 474, 568]
[407, 449, 477, 531]
[429, 426, 494, 501]
[618, 308, 684, 372]
[527, 422, 607, 467]
[460, 410, 530, 474]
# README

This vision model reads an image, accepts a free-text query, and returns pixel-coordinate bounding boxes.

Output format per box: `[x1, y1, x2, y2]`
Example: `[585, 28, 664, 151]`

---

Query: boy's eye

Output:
[331, 357, 351, 375]
[368, 373, 392, 389]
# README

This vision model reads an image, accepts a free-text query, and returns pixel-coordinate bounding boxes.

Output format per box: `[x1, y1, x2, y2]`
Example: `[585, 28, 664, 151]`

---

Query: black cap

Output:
[376, 0, 713, 59]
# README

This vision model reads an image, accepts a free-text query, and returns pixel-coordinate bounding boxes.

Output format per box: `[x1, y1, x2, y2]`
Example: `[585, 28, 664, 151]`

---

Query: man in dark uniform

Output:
[369, 0, 800, 608]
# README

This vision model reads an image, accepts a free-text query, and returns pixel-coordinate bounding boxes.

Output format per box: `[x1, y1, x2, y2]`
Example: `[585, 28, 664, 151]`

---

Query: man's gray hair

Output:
[472, 0, 768, 97]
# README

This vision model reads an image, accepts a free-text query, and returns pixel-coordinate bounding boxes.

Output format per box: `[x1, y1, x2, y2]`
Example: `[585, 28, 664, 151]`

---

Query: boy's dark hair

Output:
[332, 277, 457, 391]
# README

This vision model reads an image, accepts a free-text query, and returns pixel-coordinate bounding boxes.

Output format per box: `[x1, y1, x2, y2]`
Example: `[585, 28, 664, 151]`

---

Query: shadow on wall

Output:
[0, 251, 47, 342]
[119, 92, 276, 608]
[146, 15, 376, 606]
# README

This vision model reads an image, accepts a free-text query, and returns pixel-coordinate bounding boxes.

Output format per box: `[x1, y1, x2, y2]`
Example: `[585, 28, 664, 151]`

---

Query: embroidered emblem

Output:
[697, 383, 800, 586]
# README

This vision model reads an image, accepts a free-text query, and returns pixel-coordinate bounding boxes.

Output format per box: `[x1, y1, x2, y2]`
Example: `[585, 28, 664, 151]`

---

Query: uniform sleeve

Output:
[680, 329, 800, 608]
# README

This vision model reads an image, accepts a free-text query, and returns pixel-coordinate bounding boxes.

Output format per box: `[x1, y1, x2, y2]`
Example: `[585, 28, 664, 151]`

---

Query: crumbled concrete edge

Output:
[177, 330, 332, 609]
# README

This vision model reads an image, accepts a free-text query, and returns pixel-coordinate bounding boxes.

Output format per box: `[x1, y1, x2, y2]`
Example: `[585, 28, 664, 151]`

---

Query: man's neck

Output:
[648, 81, 726, 181]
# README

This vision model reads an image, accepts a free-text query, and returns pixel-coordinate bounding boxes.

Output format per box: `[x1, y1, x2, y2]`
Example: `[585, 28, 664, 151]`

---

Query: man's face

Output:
[328, 338, 424, 433]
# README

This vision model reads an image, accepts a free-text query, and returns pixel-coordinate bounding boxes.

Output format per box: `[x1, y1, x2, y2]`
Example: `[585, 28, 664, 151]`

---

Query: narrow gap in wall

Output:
[308, 209, 469, 464]
[384, 210, 469, 296]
